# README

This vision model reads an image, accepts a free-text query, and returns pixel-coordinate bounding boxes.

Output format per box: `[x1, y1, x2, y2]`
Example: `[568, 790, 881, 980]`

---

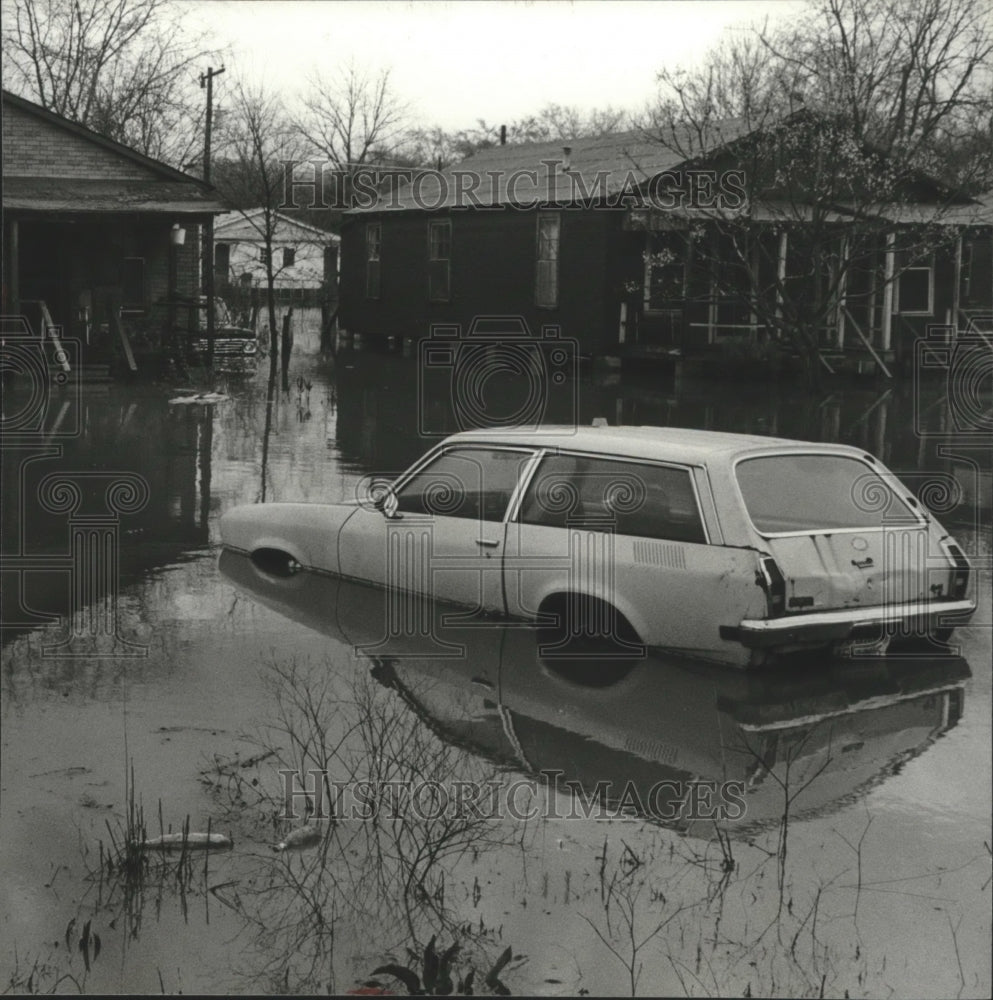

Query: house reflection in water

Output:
[1, 386, 217, 650]
[332, 352, 991, 536]
[219, 550, 970, 836]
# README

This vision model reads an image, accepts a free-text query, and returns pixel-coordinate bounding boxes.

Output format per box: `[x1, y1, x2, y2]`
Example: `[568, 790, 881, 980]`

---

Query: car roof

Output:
[444, 425, 867, 465]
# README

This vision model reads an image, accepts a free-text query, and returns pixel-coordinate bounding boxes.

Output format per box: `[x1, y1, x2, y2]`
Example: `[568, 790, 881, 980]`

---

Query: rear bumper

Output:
[724, 598, 976, 649]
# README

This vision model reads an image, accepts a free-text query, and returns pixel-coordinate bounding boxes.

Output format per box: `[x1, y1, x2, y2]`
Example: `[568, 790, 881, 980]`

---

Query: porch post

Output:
[205, 216, 216, 370]
[836, 235, 848, 350]
[775, 228, 788, 324]
[749, 238, 759, 340]
[952, 230, 963, 333]
[881, 231, 895, 351]
[6, 218, 19, 316]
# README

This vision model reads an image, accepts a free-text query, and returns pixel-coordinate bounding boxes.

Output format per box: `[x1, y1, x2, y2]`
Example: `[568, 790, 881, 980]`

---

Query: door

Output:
[503, 452, 767, 658]
[337, 445, 537, 626]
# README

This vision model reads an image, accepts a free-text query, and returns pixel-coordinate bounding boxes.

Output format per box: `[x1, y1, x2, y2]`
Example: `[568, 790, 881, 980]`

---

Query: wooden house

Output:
[339, 118, 992, 374]
[213, 209, 339, 307]
[2, 89, 227, 372]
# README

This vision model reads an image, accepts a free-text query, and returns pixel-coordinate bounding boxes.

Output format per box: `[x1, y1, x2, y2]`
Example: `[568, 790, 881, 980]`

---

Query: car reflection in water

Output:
[219, 550, 970, 834]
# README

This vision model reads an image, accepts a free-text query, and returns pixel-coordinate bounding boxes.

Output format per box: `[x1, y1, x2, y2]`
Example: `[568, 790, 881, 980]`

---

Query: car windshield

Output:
[735, 454, 917, 533]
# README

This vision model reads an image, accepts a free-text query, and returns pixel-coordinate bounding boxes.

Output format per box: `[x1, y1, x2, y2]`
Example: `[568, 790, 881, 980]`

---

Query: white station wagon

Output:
[219, 426, 976, 668]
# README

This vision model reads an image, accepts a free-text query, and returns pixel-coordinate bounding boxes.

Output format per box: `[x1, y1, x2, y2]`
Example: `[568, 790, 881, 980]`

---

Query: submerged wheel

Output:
[250, 547, 303, 578]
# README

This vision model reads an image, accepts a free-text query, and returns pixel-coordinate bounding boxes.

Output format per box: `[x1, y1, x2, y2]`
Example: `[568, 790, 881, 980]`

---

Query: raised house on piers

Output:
[338, 115, 992, 375]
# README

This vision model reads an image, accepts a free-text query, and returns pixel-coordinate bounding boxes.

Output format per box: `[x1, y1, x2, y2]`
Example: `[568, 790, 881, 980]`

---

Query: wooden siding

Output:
[340, 208, 623, 354]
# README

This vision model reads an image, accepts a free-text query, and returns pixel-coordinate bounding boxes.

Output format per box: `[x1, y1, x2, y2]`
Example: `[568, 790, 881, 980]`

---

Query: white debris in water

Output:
[141, 832, 233, 850]
[272, 825, 323, 851]
[168, 392, 230, 405]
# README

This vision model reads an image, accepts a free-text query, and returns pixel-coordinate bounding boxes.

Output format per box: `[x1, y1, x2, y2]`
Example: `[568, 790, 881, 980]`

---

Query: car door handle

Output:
[475, 538, 500, 548]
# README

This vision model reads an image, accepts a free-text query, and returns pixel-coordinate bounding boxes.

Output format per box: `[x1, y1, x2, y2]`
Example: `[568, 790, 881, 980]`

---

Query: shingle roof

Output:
[2, 177, 227, 214]
[351, 119, 754, 212]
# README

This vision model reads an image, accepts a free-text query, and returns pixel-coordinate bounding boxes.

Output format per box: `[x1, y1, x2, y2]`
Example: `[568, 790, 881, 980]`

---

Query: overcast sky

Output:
[191, 1, 806, 130]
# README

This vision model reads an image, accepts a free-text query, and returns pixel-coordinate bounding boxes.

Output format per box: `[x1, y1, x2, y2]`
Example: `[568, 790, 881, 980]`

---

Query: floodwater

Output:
[1, 342, 990, 997]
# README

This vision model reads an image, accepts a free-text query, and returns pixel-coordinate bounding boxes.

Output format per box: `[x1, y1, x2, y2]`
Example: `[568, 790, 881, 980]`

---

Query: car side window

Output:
[395, 447, 533, 522]
[520, 454, 706, 543]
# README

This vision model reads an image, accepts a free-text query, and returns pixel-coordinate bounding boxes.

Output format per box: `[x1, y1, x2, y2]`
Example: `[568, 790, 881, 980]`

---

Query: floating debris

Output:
[168, 392, 229, 405]
[141, 832, 233, 850]
[272, 825, 323, 852]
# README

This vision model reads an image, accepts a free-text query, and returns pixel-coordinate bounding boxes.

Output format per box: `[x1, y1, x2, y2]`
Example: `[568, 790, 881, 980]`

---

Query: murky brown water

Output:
[2, 352, 990, 996]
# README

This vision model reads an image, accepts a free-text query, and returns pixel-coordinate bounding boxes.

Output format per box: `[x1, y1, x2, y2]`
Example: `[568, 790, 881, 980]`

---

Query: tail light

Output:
[758, 555, 787, 618]
[945, 542, 971, 599]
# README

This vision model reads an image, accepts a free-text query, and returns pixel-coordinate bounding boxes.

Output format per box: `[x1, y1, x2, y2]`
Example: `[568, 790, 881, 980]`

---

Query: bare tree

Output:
[213, 79, 304, 384]
[767, 0, 993, 189]
[297, 62, 410, 171]
[1, 0, 222, 165]
[640, 0, 992, 384]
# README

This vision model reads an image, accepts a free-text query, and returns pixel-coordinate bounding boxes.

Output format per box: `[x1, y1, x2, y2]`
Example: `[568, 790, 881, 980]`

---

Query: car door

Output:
[337, 444, 537, 620]
[503, 452, 766, 659]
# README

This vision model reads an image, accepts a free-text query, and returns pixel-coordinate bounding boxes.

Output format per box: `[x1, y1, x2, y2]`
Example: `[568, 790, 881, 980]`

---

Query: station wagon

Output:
[218, 426, 976, 667]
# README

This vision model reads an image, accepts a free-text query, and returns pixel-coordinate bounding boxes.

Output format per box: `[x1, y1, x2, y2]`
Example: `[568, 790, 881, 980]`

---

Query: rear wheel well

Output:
[535, 593, 645, 683]
[536, 592, 643, 646]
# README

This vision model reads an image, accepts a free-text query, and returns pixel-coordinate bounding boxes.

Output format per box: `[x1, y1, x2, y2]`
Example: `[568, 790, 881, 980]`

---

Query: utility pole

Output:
[200, 65, 225, 372]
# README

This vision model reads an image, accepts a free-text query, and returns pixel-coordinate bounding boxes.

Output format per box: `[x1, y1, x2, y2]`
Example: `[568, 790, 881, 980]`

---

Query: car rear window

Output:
[520, 455, 706, 543]
[735, 454, 917, 533]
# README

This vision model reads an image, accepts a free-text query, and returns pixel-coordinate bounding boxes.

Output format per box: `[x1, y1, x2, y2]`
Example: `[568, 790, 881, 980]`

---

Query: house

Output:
[213, 209, 339, 307]
[2, 89, 228, 372]
[339, 117, 992, 373]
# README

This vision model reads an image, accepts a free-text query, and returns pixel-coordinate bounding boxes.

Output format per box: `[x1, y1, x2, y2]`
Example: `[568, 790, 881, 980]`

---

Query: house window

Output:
[121, 257, 145, 312]
[259, 247, 270, 265]
[896, 250, 933, 314]
[214, 243, 231, 280]
[536, 212, 560, 307]
[643, 235, 686, 312]
[282, 247, 296, 268]
[428, 220, 451, 301]
[366, 223, 382, 299]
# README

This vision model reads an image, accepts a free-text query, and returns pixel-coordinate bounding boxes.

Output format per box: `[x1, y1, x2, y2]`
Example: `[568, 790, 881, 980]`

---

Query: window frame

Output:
[535, 211, 561, 308]
[393, 444, 540, 523]
[365, 222, 382, 299]
[427, 218, 452, 302]
[731, 450, 926, 538]
[282, 247, 296, 269]
[511, 449, 710, 544]
[894, 250, 934, 315]
[214, 241, 231, 278]
[642, 234, 688, 315]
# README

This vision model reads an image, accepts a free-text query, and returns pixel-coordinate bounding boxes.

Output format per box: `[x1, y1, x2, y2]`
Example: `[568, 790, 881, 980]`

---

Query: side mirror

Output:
[379, 489, 402, 520]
